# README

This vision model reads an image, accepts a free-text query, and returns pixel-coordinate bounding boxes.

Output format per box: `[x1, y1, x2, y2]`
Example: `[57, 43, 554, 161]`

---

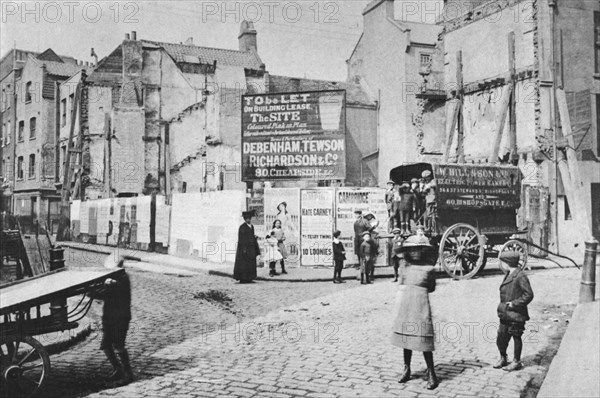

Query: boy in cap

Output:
[421, 170, 436, 230]
[359, 231, 374, 284]
[398, 182, 414, 234]
[410, 178, 423, 224]
[96, 255, 133, 386]
[332, 230, 346, 283]
[494, 251, 534, 371]
[391, 227, 404, 282]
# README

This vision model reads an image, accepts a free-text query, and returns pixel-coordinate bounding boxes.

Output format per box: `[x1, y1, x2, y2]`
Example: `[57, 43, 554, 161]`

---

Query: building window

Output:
[25, 81, 32, 103]
[420, 53, 432, 68]
[69, 93, 75, 124]
[1, 124, 4, 146]
[6, 121, 10, 145]
[28, 154, 35, 178]
[1, 88, 5, 112]
[29, 117, 36, 139]
[17, 156, 23, 179]
[595, 12, 600, 74]
[597, 94, 600, 156]
[61, 98, 67, 127]
[18, 121, 24, 141]
[564, 196, 572, 221]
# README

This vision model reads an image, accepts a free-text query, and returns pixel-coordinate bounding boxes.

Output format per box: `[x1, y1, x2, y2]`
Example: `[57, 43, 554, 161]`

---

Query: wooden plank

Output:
[0, 268, 124, 315]
[490, 84, 513, 163]
[508, 32, 518, 163]
[443, 99, 461, 163]
[21, 235, 46, 276]
[456, 51, 465, 163]
[556, 89, 591, 238]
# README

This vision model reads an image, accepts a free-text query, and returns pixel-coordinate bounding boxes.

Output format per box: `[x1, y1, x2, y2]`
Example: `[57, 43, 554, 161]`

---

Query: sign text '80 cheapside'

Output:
[241, 90, 346, 181]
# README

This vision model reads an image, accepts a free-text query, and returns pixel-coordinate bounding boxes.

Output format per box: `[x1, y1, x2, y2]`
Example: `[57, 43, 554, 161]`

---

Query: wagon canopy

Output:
[390, 163, 522, 210]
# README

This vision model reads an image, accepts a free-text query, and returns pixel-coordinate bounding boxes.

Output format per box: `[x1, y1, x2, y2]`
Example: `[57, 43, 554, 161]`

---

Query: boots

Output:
[103, 348, 123, 382]
[113, 349, 134, 387]
[281, 262, 287, 274]
[360, 273, 366, 285]
[426, 368, 439, 390]
[398, 366, 411, 383]
[493, 355, 509, 369]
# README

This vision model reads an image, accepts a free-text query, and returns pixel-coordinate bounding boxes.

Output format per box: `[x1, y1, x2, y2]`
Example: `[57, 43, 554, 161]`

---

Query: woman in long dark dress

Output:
[233, 211, 260, 283]
[391, 233, 439, 390]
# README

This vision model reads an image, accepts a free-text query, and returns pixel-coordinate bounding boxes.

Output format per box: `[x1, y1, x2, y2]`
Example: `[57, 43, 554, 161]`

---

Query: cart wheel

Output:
[0, 336, 50, 398]
[498, 240, 529, 273]
[439, 223, 486, 280]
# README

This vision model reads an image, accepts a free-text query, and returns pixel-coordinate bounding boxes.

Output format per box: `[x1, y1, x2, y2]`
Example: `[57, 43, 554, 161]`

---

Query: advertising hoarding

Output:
[241, 90, 346, 181]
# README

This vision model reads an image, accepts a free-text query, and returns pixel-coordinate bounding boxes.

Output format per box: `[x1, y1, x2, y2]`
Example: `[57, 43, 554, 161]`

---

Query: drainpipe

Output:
[549, 0, 559, 254]
[11, 44, 17, 213]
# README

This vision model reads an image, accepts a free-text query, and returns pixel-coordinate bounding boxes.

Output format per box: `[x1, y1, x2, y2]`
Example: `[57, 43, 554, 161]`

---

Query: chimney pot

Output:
[125, 33, 130, 40]
[238, 20, 257, 52]
[131, 31, 137, 40]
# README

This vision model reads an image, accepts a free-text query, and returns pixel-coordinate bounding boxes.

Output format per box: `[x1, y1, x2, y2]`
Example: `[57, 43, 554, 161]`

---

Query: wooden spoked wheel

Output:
[439, 223, 486, 280]
[498, 239, 529, 273]
[0, 336, 50, 398]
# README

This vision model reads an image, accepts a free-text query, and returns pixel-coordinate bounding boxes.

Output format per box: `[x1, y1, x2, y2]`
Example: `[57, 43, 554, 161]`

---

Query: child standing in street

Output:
[359, 231, 373, 285]
[494, 251, 534, 371]
[332, 230, 346, 284]
[391, 228, 403, 282]
[264, 231, 283, 277]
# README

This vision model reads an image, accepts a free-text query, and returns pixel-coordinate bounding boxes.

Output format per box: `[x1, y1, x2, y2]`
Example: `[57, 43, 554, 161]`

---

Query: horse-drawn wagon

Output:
[390, 162, 527, 279]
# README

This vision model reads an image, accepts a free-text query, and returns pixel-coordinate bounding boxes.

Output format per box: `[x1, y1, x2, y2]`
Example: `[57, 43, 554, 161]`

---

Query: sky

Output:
[1, 0, 443, 82]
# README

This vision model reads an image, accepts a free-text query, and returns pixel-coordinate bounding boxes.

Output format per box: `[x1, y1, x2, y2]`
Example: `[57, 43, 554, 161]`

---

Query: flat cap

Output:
[361, 231, 371, 237]
[421, 170, 432, 178]
[499, 251, 521, 267]
[411, 178, 419, 183]
[391, 228, 402, 234]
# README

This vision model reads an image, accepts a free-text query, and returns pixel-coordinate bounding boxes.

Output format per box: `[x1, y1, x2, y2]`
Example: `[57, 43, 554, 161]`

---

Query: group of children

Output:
[332, 229, 379, 284]
[386, 170, 436, 234]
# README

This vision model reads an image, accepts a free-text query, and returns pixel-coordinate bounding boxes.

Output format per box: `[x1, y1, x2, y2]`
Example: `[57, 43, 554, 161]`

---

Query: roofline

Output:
[346, 32, 364, 64]
[362, 0, 386, 16]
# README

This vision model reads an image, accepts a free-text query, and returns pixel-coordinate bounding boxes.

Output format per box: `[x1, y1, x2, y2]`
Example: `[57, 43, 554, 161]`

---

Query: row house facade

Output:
[0, 48, 82, 231]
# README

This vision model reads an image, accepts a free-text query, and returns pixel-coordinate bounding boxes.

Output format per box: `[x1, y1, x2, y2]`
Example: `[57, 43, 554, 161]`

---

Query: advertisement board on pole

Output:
[300, 189, 335, 267]
[241, 90, 346, 181]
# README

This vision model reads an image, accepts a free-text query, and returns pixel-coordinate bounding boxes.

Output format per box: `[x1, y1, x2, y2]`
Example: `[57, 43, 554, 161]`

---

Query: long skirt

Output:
[391, 285, 435, 352]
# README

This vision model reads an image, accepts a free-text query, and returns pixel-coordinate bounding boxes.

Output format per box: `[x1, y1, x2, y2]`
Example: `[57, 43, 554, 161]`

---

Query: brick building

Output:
[0, 48, 82, 231]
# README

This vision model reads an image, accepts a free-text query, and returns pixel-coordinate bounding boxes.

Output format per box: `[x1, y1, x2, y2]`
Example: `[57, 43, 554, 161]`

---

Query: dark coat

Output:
[94, 271, 131, 326]
[234, 223, 260, 281]
[332, 240, 346, 261]
[497, 269, 534, 322]
[353, 217, 371, 255]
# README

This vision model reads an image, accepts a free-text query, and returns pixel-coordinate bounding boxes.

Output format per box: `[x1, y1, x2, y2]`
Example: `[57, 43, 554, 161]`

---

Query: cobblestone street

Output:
[37, 250, 578, 398]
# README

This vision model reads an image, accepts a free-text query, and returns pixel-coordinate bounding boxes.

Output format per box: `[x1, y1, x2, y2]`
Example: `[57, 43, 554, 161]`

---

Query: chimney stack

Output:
[238, 20, 257, 52]
[125, 33, 130, 40]
[131, 31, 137, 40]
[90, 48, 98, 66]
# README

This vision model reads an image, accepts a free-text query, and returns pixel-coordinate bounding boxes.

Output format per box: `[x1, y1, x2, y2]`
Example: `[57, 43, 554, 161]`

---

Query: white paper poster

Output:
[264, 188, 300, 266]
[300, 189, 335, 267]
[335, 188, 388, 266]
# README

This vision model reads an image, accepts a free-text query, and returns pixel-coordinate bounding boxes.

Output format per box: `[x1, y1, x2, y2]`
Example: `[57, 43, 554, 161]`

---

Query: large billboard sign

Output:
[241, 90, 346, 181]
[433, 164, 522, 209]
